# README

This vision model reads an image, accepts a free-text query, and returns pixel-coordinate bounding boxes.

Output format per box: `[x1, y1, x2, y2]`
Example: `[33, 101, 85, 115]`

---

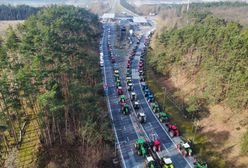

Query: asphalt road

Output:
[101, 20, 195, 168]
[102, 23, 144, 168]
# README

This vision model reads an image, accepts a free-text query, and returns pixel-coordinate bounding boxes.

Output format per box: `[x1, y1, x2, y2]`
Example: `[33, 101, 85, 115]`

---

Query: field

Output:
[0, 20, 24, 36]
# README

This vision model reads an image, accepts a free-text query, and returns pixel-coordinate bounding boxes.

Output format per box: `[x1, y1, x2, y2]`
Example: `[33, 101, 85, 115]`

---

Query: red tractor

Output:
[152, 140, 161, 152]
[166, 123, 180, 137]
[116, 87, 123, 95]
[127, 62, 131, 68]
[128, 59, 132, 65]
[139, 62, 144, 68]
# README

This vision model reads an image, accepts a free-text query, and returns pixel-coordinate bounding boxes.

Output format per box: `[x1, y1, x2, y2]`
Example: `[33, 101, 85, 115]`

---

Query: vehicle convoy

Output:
[135, 138, 174, 168]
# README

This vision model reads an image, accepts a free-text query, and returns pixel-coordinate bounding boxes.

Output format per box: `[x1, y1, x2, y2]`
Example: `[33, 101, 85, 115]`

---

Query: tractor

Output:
[138, 112, 146, 123]
[159, 112, 169, 123]
[114, 69, 119, 77]
[139, 70, 144, 76]
[145, 156, 158, 168]
[128, 83, 133, 91]
[141, 82, 148, 91]
[145, 88, 151, 97]
[177, 141, 193, 157]
[128, 59, 132, 65]
[162, 158, 174, 168]
[151, 103, 160, 113]
[111, 57, 115, 63]
[139, 61, 144, 68]
[131, 92, 137, 101]
[135, 138, 148, 157]
[152, 139, 161, 152]
[140, 75, 145, 82]
[121, 103, 130, 115]
[194, 160, 208, 168]
[134, 101, 140, 109]
[116, 80, 122, 88]
[116, 86, 123, 95]
[165, 123, 180, 137]
[126, 76, 132, 84]
[127, 62, 131, 68]
[119, 95, 126, 106]
[148, 94, 155, 103]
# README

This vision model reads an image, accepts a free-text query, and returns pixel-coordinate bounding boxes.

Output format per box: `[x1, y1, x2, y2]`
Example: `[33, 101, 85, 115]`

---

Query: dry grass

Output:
[0, 20, 24, 37]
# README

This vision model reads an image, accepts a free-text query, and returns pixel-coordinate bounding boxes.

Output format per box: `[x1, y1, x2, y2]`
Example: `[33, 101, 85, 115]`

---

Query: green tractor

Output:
[194, 161, 208, 168]
[158, 112, 169, 123]
[116, 79, 121, 88]
[119, 95, 126, 106]
[151, 103, 160, 113]
[121, 103, 130, 115]
[134, 138, 148, 157]
[177, 141, 193, 157]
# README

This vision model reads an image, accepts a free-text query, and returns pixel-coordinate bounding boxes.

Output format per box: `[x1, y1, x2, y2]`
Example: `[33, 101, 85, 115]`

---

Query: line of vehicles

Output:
[101, 23, 208, 168]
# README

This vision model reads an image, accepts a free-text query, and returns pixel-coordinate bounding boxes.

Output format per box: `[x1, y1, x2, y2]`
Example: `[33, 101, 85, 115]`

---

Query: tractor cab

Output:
[151, 103, 160, 113]
[131, 92, 137, 101]
[134, 101, 140, 109]
[121, 103, 130, 115]
[159, 112, 169, 123]
[117, 87, 123, 95]
[166, 123, 180, 137]
[138, 112, 146, 123]
[135, 138, 148, 157]
[114, 69, 119, 77]
[148, 94, 154, 103]
[128, 83, 133, 91]
[119, 95, 126, 106]
[163, 158, 174, 168]
[177, 142, 192, 157]
[145, 156, 157, 168]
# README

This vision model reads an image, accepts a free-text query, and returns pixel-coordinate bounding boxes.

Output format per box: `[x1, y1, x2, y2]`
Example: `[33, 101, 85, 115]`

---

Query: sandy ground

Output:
[0, 20, 24, 36]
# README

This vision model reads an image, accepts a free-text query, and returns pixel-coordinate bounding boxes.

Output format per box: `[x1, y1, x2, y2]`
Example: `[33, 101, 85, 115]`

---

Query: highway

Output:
[101, 23, 144, 167]
[101, 18, 196, 167]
